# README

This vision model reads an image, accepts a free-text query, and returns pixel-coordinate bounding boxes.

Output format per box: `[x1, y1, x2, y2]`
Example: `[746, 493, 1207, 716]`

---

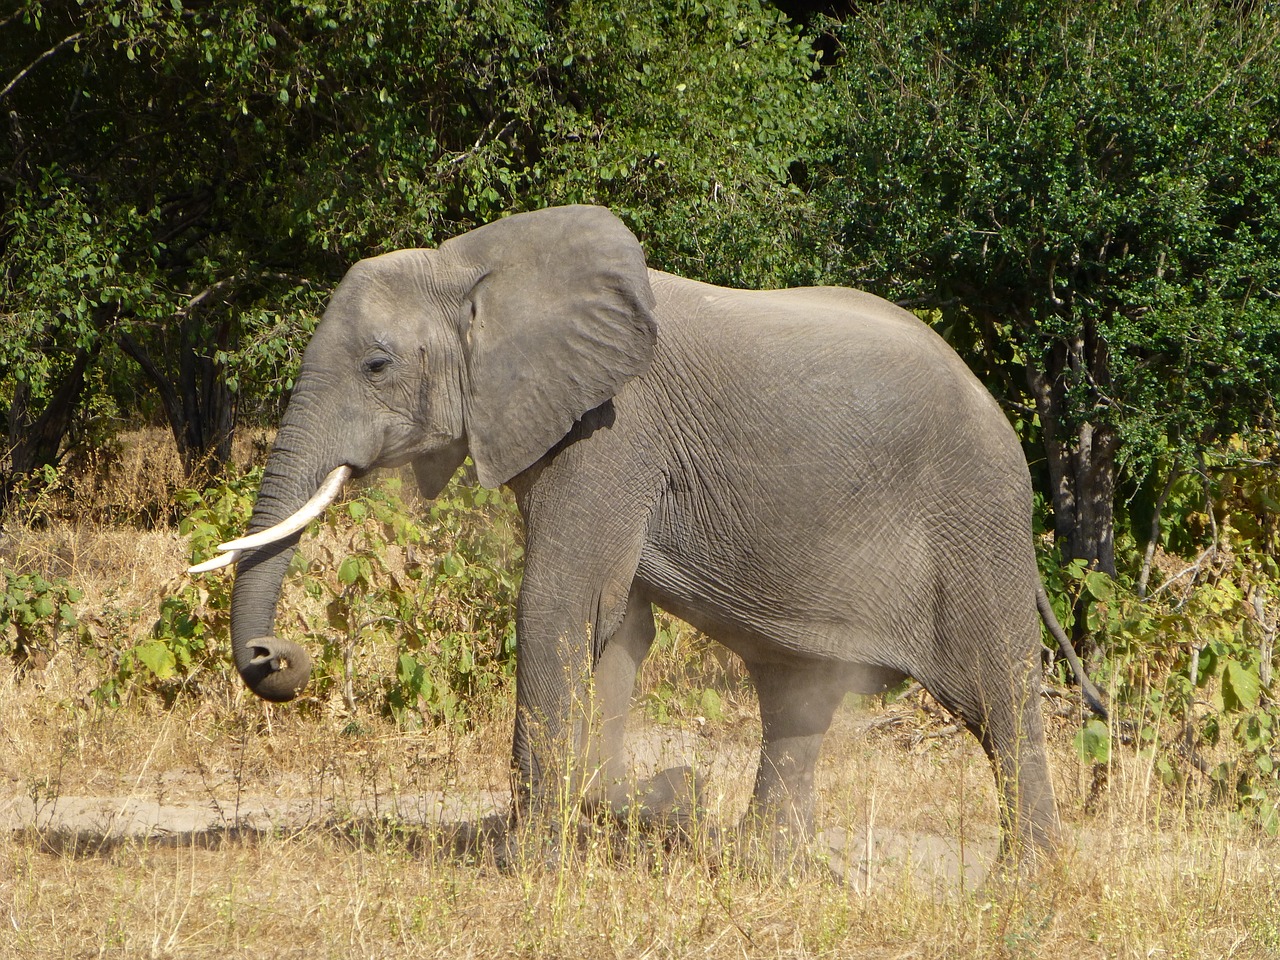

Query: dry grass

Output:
[2, 432, 1279, 959]
[4, 677, 1278, 960]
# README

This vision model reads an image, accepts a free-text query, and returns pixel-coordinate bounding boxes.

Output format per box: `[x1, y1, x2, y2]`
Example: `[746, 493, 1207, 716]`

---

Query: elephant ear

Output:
[443, 205, 657, 488]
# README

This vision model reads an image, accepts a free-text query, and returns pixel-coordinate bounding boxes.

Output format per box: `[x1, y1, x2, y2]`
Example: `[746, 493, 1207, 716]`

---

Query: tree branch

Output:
[1252, 588, 1274, 691]
[117, 329, 184, 451]
[1137, 466, 1181, 598]
[0, 32, 84, 102]
[892, 295, 960, 311]
[179, 273, 245, 317]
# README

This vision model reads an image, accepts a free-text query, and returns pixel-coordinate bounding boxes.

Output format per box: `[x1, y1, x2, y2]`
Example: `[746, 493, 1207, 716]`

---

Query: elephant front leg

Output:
[500, 455, 663, 864]
[506, 564, 649, 844]
[578, 587, 657, 819]
[742, 660, 849, 863]
[502, 610, 592, 870]
[507, 611, 593, 825]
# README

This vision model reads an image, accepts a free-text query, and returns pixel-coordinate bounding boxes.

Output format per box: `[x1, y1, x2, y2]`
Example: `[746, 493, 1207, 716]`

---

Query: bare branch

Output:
[178, 273, 246, 318]
[447, 117, 517, 166]
[1137, 466, 1181, 599]
[0, 32, 84, 103]
[1253, 588, 1274, 690]
[1193, 24, 1280, 110]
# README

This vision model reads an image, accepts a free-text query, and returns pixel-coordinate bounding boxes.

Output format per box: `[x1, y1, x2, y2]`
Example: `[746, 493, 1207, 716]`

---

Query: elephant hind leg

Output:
[987, 685, 1061, 860]
[743, 659, 849, 851]
[924, 657, 1061, 860]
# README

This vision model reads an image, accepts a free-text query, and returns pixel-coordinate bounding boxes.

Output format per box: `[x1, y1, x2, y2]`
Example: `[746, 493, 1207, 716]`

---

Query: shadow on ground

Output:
[2, 723, 1000, 889]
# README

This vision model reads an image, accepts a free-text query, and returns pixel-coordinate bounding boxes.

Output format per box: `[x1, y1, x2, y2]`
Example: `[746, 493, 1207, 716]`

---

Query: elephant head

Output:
[213, 206, 658, 702]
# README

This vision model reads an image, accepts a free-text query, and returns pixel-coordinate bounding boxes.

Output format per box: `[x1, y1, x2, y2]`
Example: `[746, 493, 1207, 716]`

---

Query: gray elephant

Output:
[193, 205, 1103, 861]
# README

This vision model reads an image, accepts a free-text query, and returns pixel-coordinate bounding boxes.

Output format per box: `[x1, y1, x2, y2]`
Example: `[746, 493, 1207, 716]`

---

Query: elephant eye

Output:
[363, 356, 393, 375]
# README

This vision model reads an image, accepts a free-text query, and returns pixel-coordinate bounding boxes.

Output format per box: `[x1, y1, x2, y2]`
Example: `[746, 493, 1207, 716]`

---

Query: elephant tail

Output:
[1036, 583, 1109, 720]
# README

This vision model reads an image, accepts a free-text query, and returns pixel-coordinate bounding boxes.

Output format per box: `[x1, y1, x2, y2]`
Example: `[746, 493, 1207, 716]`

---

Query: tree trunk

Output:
[1024, 343, 1119, 578]
[1025, 345, 1119, 656]
[2, 345, 97, 510]
[118, 318, 237, 481]
[1065, 419, 1119, 578]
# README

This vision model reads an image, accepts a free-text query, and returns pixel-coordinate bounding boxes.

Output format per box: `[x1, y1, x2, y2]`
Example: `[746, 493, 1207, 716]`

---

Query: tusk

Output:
[216, 465, 353, 553]
[188, 551, 240, 574]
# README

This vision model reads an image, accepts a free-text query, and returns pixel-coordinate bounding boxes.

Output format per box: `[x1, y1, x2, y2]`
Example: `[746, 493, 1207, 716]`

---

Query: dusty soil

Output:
[2, 719, 1001, 890]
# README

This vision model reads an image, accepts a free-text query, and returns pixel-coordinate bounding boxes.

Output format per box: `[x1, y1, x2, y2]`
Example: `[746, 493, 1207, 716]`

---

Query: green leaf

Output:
[135, 641, 176, 679]
[1222, 659, 1261, 712]
[325, 597, 349, 631]
[1258, 804, 1280, 837]
[1082, 571, 1114, 602]
[1073, 718, 1111, 764]
[699, 687, 723, 722]
[338, 556, 360, 585]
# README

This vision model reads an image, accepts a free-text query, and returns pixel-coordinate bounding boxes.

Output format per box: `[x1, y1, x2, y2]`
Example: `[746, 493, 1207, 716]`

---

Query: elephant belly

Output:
[634, 530, 929, 678]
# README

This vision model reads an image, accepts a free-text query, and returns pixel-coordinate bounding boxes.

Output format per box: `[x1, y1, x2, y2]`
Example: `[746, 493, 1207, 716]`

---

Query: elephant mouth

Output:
[187, 464, 353, 574]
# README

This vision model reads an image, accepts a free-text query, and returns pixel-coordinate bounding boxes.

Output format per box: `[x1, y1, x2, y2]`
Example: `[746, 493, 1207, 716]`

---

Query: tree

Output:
[537, 0, 831, 287]
[819, 0, 1280, 581]
[2, 0, 828, 499]
[1, 1, 331, 487]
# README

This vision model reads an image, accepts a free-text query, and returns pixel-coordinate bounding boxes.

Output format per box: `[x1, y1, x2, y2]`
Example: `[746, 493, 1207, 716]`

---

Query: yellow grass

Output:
[2, 431, 1278, 959]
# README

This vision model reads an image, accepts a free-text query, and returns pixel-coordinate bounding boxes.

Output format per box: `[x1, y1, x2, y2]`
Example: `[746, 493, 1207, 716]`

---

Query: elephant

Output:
[192, 204, 1105, 862]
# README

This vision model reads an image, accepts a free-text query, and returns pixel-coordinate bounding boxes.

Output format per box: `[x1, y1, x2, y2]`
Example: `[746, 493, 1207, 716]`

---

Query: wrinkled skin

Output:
[228, 205, 1076, 860]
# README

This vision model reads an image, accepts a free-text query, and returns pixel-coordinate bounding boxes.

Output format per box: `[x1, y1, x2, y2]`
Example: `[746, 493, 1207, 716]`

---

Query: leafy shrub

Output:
[102, 466, 521, 724]
[1054, 513, 1280, 833]
[91, 469, 262, 705]
[298, 476, 520, 727]
[640, 611, 746, 727]
[0, 568, 83, 668]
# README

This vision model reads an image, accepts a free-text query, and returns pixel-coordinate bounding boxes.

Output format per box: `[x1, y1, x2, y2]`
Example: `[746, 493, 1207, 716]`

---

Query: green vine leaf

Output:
[1222, 659, 1262, 713]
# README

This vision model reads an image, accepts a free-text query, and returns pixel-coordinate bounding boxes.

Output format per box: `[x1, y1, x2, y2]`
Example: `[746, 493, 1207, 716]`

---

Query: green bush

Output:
[0, 568, 83, 668]
[103, 466, 521, 724]
[91, 469, 262, 706]
[297, 475, 521, 727]
[1054, 520, 1279, 833]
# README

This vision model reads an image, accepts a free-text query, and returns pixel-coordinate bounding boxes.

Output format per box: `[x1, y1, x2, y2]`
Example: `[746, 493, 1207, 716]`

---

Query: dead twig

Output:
[0, 32, 83, 102]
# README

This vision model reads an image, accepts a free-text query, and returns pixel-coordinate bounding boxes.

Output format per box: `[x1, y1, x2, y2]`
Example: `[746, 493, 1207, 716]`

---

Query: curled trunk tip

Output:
[235, 635, 312, 702]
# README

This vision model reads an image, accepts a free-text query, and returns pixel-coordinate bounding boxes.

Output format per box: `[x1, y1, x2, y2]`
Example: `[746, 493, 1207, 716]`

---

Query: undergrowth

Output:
[83, 468, 525, 727]
[2, 439, 1278, 835]
[1040, 464, 1280, 834]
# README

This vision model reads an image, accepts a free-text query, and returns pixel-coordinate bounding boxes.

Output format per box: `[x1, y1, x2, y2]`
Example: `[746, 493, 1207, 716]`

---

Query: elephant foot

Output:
[728, 820, 824, 879]
[622, 765, 703, 829]
[602, 764, 718, 853]
[492, 811, 589, 874]
[986, 833, 1066, 891]
[489, 766, 712, 873]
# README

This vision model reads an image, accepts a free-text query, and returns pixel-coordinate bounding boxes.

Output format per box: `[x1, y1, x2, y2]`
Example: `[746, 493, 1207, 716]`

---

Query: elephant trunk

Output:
[229, 535, 312, 702]
[229, 421, 343, 702]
